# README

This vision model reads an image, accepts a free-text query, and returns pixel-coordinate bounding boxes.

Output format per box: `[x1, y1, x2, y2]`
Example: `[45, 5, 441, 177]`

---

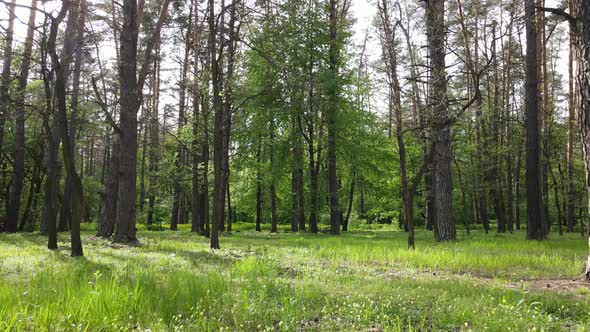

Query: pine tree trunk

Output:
[6, 0, 36, 232]
[0, 0, 16, 220]
[567, 11, 576, 232]
[307, 61, 319, 233]
[269, 108, 278, 233]
[327, 0, 340, 235]
[491, 24, 507, 233]
[19, 160, 42, 232]
[343, 177, 355, 232]
[524, 0, 546, 240]
[139, 106, 148, 212]
[570, 0, 590, 278]
[256, 138, 263, 232]
[52, 0, 84, 257]
[173, 14, 192, 230]
[515, 140, 522, 230]
[114, 0, 141, 242]
[42, 2, 69, 249]
[148, 51, 161, 229]
[427, 0, 455, 241]
[97, 139, 119, 238]
[114, 0, 170, 243]
[210, 0, 224, 248]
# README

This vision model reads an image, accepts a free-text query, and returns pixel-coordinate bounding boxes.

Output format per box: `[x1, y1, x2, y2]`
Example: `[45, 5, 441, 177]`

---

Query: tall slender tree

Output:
[524, 0, 546, 240]
[114, 0, 170, 243]
[5, 0, 36, 232]
[427, 0, 455, 241]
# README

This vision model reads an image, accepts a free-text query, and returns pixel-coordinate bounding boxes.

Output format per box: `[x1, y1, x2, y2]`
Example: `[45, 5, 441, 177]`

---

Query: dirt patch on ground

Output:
[503, 277, 590, 295]
[370, 266, 590, 296]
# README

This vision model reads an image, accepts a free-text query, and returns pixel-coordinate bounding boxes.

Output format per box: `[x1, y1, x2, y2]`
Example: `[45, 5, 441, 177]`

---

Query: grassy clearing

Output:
[1, 223, 589, 331]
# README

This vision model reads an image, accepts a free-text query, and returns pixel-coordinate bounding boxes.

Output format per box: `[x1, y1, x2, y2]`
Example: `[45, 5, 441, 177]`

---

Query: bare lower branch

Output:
[91, 76, 121, 134]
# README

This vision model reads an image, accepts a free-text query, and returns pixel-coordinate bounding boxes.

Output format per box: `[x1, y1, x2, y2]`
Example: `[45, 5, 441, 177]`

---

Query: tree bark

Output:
[50, 0, 84, 256]
[173, 11, 192, 230]
[0, 0, 16, 217]
[269, 108, 278, 233]
[255, 137, 263, 232]
[491, 23, 507, 233]
[567, 8, 576, 232]
[427, 0, 455, 241]
[6, 0, 36, 232]
[114, 0, 170, 243]
[41, 1, 70, 250]
[525, 0, 546, 240]
[307, 60, 320, 233]
[328, 0, 340, 235]
[148, 53, 160, 229]
[569, 0, 590, 278]
[210, 0, 224, 248]
[343, 176, 355, 232]
[97, 139, 119, 238]
[290, 103, 304, 232]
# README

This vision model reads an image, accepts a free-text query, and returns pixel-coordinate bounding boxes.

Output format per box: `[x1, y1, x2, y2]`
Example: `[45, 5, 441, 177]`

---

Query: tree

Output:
[378, 0, 429, 248]
[5, 0, 36, 232]
[565, 0, 590, 277]
[114, 0, 170, 243]
[0, 0, 16, 231]
[209, 0, 224, 249]
[567, 1, 576, 232]
[327, 0, 343, 235]
[172, 5, 192, 231]
[427, 0, 455, 241]
[524, 0, 546, 240]
[41, 0, 70, 250]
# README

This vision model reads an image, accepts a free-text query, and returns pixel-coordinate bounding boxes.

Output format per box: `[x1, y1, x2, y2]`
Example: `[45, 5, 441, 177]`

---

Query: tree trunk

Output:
[491, 24, 507, 233]
[256, 138, 263, 232]
[191, 10, 207, 235]
[307, 60, 320, 233]
[41, 1, 69, 249]
[343, 176, 355, 232]
[570, 0, 590, 278]
[515, 139, 522, 230]
[210, 0, 224, 248]
[6, 0, 36, 232]
[524, 0, 546, 240]
[328, 0, 340, 235]
[567, 9, 576, 232]
[199, 78, 210, 236]
[427, 0, 455, 241]
[191, 92, 200, 233]
[269, 108, 278, 233]
[139, 105, 148, 212]
[173, 13, 192, 231]
[115, 0, 141, 242]
[97, 139, 119, 238]
[114, 0, 170, 243]
[504, 8, 515, 233]
[379, 0, 415, 246]
[290, 105, 303, 232]
[226, 167, 232, 232]
[0, 0, 16, 218]
[148, 50, 161, 229]
[19, 159, 42, 232]
[457, 0, 489, 234]
[52, 0, 85, 257]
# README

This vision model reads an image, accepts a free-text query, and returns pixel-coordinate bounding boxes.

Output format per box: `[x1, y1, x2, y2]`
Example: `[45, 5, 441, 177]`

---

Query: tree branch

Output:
[91, 76, 121, 134]
[537, 6, 576, 24]
[137, 0, 171, 91]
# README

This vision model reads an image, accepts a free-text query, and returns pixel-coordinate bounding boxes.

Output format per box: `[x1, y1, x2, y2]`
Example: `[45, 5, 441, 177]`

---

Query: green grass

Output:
[1, 223, 589, 331]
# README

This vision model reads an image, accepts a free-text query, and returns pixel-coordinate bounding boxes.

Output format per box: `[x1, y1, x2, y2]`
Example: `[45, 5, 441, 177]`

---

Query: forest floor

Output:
[1, 222, 590, 331]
